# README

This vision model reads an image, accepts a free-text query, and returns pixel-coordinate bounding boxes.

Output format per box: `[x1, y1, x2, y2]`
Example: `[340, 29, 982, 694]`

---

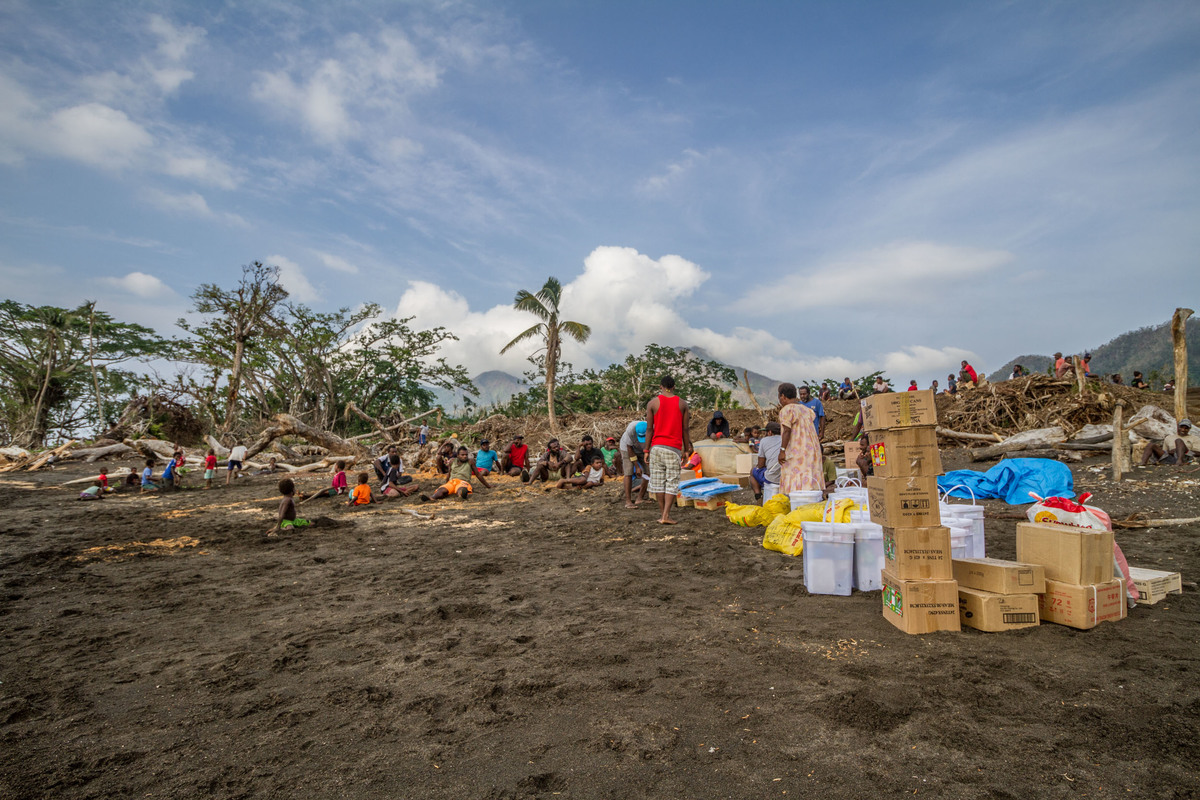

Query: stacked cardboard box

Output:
[953, 558, 1044, 632]
[1015, 521, 1127, 629]
[863, 390, 959, 634]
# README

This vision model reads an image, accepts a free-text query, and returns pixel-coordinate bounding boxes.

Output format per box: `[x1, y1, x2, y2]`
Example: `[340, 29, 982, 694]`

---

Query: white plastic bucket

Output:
[941, 484, 985, 559]
[802, 521, 855, 596]
[790, 490, 825, 507]
[762, 483, 780, 503]
[949, 526, 969, 561]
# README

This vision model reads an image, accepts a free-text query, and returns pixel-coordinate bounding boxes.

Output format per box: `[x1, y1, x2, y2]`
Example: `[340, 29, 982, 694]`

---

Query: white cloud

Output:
[148, 189, 211, 216]
[100, 271, 175, 298]
[268, 254, 318, 303]
[755, 241, 1013, 312]
[389, 245, 968, 385]
[162, 154, 239, 189]
[314, 251, 359, 274]
[47, 103, 154, 168]
[637, 149, 708, 195]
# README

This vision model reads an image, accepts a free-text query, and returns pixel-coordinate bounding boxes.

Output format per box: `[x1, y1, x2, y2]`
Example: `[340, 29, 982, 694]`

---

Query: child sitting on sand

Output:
[421, 446, 491, 502]
[550, 454, 606, 490]
[78, 480, 104, 501]
[97, 467, 113, 493]
[276, 478, 311, 530]
[141, 458, 161, 492]
[348, 472, 374, 506]
[306, 461, 348, 500]
[381, 454, 414, 497]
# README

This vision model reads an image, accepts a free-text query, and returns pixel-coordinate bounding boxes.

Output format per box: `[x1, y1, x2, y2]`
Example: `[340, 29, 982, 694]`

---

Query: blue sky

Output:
[1, 0, 1197, 387]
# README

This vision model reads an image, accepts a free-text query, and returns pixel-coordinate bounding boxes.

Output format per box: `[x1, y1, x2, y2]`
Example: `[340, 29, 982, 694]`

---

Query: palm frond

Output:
[534, 277, 563, 311]
[500, 323, 545, 354]
[512, 290, 551, 321]
[559, 320, 591, 344]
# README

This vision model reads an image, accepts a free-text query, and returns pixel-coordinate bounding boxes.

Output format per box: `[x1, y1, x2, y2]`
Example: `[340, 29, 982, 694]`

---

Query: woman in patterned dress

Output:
[777, 382, 823, 493]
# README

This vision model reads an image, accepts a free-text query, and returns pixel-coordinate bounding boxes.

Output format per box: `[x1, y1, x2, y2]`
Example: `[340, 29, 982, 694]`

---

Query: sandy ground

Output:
[0, 452, 1197, 800]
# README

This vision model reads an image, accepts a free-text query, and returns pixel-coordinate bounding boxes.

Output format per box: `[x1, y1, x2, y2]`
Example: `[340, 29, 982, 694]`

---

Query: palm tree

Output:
[500, 277, 591, 433]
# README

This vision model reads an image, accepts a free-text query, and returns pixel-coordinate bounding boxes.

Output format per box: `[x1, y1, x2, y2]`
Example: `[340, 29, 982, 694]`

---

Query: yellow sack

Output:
[823, 498, 858, 523]
[725, 502, 773, 528]
[762, 494, 791, 517]
[783, 501, 828, 524]
[762, 514, 805, 556]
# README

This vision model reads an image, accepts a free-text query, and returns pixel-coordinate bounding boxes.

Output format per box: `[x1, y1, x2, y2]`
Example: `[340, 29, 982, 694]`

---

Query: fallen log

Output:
[244, 414, 368, 462]
[292, 455, 361, 474]
[0, 446, 32, 463]
[937, 427, 1004, 443]
[22, 440, 78, 471]
[205, 435, 230, 458]
[126, 438, 175, 461]
[63, 468, 132, 486]
[970, 427, 1067, 461]
[72, 443, 136, 462]
[999, 448, 1083, 462]
[1115, 514, 1200, 530]
[1055, 442, 1115, 452]
[346, 407, 441, 442]
[345, 401, 391, 441]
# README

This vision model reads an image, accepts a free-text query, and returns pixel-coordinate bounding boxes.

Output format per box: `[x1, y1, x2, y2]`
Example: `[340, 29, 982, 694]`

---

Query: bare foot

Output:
[624, 502, 637, 509]
[658, 518, 678, 525]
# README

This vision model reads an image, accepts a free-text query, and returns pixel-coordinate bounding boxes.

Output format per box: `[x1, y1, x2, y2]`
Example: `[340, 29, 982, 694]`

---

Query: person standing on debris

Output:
[645, 375, 691, 524]
[960, 360, 979, 387]
[501, 434, 530, 479]
[706, 410, 731, 439]
[619, 420, 648, 508]
[797, 385, 826, 440]
[777, 382, 822, 493]
[1140, 420, 1198, 466]
[418, 423, 429, 446]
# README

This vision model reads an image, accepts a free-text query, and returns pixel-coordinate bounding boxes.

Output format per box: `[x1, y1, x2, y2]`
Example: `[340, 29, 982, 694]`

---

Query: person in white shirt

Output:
[227, 441, 248, 485]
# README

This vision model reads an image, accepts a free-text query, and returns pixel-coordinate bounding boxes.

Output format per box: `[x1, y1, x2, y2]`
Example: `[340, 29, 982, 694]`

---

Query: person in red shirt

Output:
[501, 434, 531, 481]
[960, 360, 979, 386]
[204, 449, 218, 489]
[644, 375, 691, 525]
[907, 380, 918, 391]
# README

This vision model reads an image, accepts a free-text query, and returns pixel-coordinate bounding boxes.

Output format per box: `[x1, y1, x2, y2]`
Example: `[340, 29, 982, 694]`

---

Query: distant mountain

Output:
[430, 370, 527, 415]
[990, 317, 1200, 387]
[687, 346, 784, 409]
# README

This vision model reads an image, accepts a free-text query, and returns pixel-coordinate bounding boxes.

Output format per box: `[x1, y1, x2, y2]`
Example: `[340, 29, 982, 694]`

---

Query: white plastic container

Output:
[853, 522, 885, 592]
[790, 490, 825, 507]
[762, 483, 780, 503]
[940, 485, 986, 559]
[802, 521, 856, 596]
[949, 526, 969, 561]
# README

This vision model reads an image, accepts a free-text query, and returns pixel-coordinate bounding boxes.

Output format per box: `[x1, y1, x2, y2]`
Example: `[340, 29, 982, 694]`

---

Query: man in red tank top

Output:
[644, 375, 691, 524]
[501, 435, 531, 481]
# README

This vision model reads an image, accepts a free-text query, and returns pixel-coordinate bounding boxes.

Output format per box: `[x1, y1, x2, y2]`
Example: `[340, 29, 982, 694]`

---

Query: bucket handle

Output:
[835, 475, 863, 488]
[940, 483, 977, 505]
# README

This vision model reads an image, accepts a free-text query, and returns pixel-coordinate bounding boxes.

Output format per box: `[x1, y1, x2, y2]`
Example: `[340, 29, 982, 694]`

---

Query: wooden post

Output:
[1172, 308, 1193, 423]
[742, 370, 766, 425]
[1111, 400, 1127, 482]
[1073, 355, 1086, 395]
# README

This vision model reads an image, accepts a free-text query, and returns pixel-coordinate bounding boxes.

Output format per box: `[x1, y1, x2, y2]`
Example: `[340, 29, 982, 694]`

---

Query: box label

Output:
[883, 584, 903, 616]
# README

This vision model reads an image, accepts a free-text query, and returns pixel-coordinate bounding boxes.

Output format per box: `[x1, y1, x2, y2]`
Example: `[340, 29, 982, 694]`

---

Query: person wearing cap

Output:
[501, 434, 530, 480]
[532, 438, 573, 482]
[618, 419, 649, 507]
[600, 436, 621, 477]
[473, 439, 500, 476]
[706, 410, 731, 439]
[574, 435, 602, 476]
[1141, 420, 1198, 466]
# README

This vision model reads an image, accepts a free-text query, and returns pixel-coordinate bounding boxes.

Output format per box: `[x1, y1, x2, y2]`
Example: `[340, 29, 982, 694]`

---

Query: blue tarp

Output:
[937, 458, 1075, 505]
[678, 477, 740, 498]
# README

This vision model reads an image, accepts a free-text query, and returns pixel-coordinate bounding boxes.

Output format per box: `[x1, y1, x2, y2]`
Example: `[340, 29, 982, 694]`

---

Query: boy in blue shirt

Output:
[141, 458, 161, 492]
[473, 440, 500, 476]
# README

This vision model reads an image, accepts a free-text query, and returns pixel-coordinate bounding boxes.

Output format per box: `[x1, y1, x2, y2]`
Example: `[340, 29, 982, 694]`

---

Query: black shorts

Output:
[228, 460, 243, 471]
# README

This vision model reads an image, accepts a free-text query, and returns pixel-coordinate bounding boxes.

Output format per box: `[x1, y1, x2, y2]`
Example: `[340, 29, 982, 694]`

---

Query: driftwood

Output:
[742, 370, 767, 425]
[1115, 514, 1200, 530]
[244, 414, 368, 462]
[72, 443, 136, 462]
[0, 446, 32, 463]
[346, 407, 441, 442]
[63, 468, 132, 486]
[937, 427, 1003, 443]
[126, 438, 175, 461]
[1000, 448, 1083, 462]
[292, 455, 361, 474]
[970, 427, 1066, 461]
[1112, 401, 1128, 482]
[205, 435, 230, 458]
[1172, 308, 1193, 424]
[345, 401, 391, 441]
[18, 441, 78, 471]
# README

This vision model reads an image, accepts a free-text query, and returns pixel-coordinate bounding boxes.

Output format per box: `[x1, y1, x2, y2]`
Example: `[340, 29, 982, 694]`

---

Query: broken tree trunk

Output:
[345, 401, 391, 441]
[20, 440, 78, 471]
[742, 370, 767, 425]
[244, 414, 368, 462]
[72, 443, 136, 462]
[1073, 355, 1087, 395]
[205, 435, 230, 458]
[1173, 307, 1193, 424]
[126, 438, 175, 461]
[346, 407, 442, 442]
[937, 427, 1004, 443]
[969, 427, 1066, 461]
[1112, 400, 1128, 482]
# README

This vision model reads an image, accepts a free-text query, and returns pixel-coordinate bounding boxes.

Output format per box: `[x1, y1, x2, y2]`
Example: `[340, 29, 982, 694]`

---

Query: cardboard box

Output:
[957, 586, 1040, 632]
[881, 571, 960, 634]
[953, 558, 1046, 595]
[843, 440, 863, 469]
[883, 526, 953, 580]
[1126, 567, 1183, 605]
[1038, 579, 1127, 630]
[867, 476, 941, 528]
[861, 389, 938, 432]
[735, 453, 755, 474]
[868, 426, 943, 478]
[680, 468, 697, 483]
[718, 473, 753, 489]
[693, 498, 727, 511]
[676, 495, 693, 508]
[1015, 522, 1113, 585]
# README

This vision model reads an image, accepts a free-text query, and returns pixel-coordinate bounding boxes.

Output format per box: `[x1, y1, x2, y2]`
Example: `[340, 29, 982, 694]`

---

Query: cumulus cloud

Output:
[100, 271, 175, 298]
[388, 246, 973, 384]
[47, 103, 154, 168]
[268, 254, 319, 303]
